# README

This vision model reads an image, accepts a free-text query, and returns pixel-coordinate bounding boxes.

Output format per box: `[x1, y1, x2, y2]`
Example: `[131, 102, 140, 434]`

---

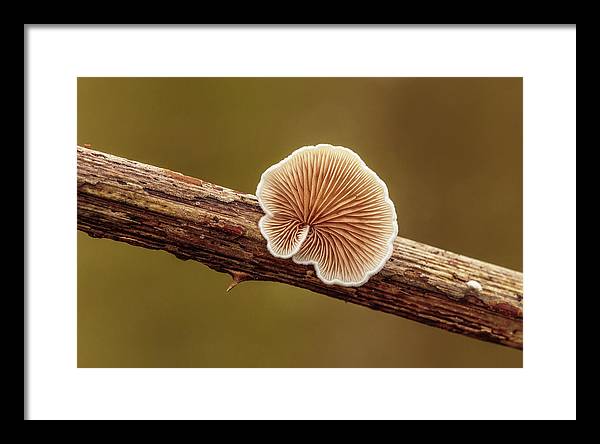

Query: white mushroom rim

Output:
[256, 144, 398, 287]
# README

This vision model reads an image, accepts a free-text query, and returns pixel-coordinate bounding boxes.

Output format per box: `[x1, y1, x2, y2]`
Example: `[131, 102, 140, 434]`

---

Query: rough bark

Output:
[77, 146, 523, 349]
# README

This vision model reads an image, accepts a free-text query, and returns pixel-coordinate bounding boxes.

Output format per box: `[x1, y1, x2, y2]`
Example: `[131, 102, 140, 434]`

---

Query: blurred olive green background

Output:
[78, 78, 522, 368]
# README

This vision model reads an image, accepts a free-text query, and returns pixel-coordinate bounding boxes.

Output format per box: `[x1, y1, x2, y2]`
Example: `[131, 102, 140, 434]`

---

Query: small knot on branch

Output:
[226, 270, 253, 292]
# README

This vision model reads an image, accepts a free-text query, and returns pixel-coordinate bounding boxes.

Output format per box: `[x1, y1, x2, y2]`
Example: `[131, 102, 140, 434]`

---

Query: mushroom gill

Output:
[256, 144, 398, 287]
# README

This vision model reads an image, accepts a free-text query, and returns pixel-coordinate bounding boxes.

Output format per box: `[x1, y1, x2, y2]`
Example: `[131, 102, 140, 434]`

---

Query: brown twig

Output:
[77, 146, 523, 349]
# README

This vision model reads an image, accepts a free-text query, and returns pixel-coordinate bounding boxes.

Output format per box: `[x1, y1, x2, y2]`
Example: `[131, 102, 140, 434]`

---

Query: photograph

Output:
[77, 77, 523, 368]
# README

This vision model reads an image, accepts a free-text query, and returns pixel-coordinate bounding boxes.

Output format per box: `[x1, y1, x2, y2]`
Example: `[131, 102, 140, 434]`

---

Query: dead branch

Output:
[77, 146, 523, 349]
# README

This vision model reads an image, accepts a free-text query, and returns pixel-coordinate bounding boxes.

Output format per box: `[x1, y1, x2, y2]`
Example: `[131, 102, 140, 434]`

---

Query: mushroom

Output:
[256, 144, 398, 286]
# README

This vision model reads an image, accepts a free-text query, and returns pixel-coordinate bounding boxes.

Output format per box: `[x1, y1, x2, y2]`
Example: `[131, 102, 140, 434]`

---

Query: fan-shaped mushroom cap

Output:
[256, 144, 398, 287]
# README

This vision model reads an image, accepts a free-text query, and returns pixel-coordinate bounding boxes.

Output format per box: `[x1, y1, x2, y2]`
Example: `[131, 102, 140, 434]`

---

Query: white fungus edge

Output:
[256, 143, 399, 287]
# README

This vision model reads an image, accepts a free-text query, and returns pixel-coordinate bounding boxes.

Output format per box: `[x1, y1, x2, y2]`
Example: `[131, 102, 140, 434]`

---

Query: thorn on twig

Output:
[226, 270, 253, 293]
